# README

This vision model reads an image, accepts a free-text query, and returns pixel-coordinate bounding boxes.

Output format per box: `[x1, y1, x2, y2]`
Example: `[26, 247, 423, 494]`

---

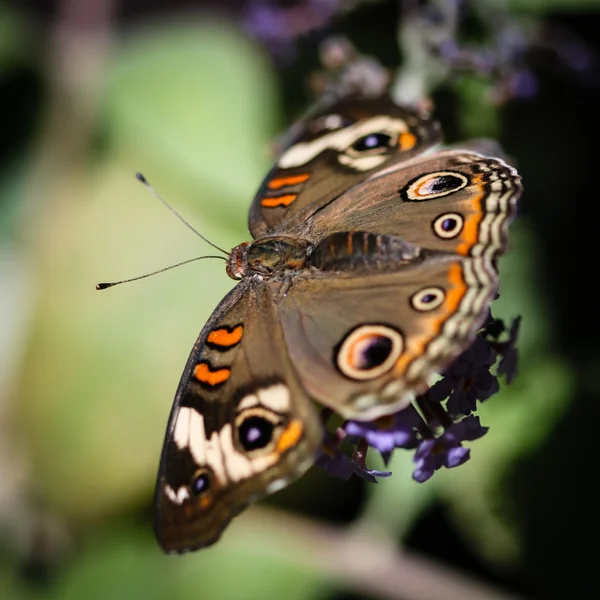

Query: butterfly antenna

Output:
[135, 172, 229, 256]
[96, 255, 227, 290]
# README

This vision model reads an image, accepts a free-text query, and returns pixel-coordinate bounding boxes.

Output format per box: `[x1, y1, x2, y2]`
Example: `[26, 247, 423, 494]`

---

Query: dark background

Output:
[1, 1, 598, 599]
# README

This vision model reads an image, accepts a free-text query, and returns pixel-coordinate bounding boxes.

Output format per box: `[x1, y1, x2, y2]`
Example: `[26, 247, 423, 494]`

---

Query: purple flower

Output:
[314, 439, 391, 483]
[437, 334, 500, 417]
[447, 336, 498, 378]
[482, 314, 506, 340]
[507, 70, 538, 99]
[344, 406, 420, 454]
[243, 0, 342, 58]
[438, 39, 461, 63]
[423, 376, 454, 404]
[413, 416, 488, 483]
[497, 316, 521, 384]
[446, 369, 500, 417]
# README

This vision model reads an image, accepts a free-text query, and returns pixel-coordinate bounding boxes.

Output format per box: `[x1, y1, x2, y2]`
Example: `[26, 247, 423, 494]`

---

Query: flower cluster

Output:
[413, 0, 594, 104]
[243, 0, 349, 59]
[243, 0, 595, 101]
[315, 315, 521, 483]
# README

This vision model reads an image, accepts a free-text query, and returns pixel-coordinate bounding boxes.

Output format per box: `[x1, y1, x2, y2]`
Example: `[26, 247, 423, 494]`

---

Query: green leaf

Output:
[103, 19, 279, 219]
[356, 450, 436, 540]
[454, 77, 500, 139]
[0, 5, 31, 71]
[17, 20, 279, 519]
[1, 521, 330, 600]
[434, 222, 571, 562]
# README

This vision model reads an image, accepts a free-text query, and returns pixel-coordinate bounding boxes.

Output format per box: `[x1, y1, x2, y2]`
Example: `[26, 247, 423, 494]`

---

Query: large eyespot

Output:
[411, 287, 446, 311]
[237, 414, 276, 452]
[336, 324, 404, 381]
[405, 171, 469, 200]
[192, 471, 211, 495]
[432, 213, 464, 239]
[351, 132, 392, 153]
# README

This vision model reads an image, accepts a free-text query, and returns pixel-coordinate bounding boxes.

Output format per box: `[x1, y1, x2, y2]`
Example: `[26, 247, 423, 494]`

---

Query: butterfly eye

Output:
[411, 287, 445, 311]
[336, 324, 404, 381]
[351, 133, 392, 153]
[432, 213, 464, 239]
[238, 415, 276, 451]
[192, 471, 211, 495]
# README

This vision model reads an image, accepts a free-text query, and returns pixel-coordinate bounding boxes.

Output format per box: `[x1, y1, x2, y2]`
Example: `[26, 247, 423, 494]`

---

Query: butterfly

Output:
[153, 93, 522, 553]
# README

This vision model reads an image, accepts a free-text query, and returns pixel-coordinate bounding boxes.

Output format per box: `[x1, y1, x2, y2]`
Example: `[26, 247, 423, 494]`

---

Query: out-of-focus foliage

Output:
[17, 19, 275, 518]
[1, 1, 599, 599]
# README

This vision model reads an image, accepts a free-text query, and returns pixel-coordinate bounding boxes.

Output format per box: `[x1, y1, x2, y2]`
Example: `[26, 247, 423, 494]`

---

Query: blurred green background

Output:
[1, 1, 598, 599]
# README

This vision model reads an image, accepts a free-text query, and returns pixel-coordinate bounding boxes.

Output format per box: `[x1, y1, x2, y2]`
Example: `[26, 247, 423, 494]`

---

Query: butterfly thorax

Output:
[227, 231, 424, 282]
[226, 237, 311, 280]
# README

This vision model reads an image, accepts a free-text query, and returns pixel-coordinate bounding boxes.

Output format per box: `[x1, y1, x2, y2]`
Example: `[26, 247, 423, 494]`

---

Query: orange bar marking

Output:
[347, 232, 353, 256]
[199, 494, 213, 510]
[276, 420, 303, 453]
[194, 362, 230, 386]
[457, 176, 485, 256]
[207, 325, 243, 348]
[394, 262, 467, 376]
[261, 194, 297, 208]
[398, 131, 417, 152]
[267, 173, 310, 190]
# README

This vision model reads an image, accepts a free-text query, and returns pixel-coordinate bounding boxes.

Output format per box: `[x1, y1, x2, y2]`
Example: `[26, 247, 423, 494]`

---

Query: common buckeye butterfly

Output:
[152, 93, 522, 552]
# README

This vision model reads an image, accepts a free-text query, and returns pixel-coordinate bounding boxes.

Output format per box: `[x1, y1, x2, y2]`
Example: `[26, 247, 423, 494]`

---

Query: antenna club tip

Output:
[136, 172, 148, 184]
[96, 283, 111, 290]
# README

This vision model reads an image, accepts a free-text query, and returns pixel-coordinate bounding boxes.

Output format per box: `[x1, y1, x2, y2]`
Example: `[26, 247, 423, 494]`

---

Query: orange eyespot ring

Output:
[405, 171, 469, 200]
[336, 324, 404, 381]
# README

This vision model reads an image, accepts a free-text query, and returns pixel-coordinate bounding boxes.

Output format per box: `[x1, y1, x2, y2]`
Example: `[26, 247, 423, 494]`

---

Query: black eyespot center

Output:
[420, 293, 436, 304]
[239, 415, 276, 451]
[430, 174, 465, 193]
[352, 132, 392, 153]
[192, 472, 210, 495]
[357, 335, 393, 370]
[442, 217, 457, 231]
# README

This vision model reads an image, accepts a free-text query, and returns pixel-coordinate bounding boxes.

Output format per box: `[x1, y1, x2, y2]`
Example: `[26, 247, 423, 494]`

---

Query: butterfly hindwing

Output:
[274, 249, 497, 420]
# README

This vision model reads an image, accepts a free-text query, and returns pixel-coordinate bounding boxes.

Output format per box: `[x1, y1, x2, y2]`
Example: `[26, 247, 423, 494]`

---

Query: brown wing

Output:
[298, 150, 522, 261]
[248, 93, 441, 238]
[273, 252, 497, 421]
[154, 279, 322, 553]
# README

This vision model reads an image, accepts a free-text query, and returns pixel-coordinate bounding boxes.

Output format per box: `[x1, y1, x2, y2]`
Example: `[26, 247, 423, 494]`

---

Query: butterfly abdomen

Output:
[309, 231, 420, 272]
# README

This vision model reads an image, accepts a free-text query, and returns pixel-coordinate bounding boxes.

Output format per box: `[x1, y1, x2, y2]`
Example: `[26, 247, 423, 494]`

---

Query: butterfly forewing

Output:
[248, 94, 441, 238]
[154, 280, 322, 553]
[300, 150, 522, 261]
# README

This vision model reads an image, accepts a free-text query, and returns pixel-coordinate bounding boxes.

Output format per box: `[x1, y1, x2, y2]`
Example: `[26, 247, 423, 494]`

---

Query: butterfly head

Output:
[226, 237, 311, 280]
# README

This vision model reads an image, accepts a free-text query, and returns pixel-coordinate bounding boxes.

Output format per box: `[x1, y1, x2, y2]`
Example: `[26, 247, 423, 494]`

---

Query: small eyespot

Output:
[351, 132, 392, 153]
[411, 287, 445, 311]
[405, 171, 469, 200]
[238, 415, 275, 451]
[336, 324, 404, 381]
[192, 472, 211, 495]
[432, 213, 464, 239]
